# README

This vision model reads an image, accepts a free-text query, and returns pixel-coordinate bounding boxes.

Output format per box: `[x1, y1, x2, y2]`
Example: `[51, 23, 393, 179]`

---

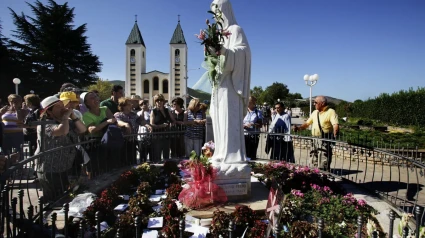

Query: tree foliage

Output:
[336, 87, 425, 127]
[260, 82, 290, 106]
[87, 78, 113, 101]
[5, 0, 101, 98]
[250, 86, 264, 103]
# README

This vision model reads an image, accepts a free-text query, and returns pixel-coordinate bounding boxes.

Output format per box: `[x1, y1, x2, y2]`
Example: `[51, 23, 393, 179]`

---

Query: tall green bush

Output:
[342, 87, 425, 127]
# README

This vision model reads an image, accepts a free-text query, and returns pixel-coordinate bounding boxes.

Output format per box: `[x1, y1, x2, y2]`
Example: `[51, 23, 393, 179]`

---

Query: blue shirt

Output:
[269, 112, 291, 141]
[243, 108, 263, 132]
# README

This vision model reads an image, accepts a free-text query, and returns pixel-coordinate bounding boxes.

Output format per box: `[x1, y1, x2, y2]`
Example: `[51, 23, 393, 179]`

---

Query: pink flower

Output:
[291, 189, 304, 198]
[222, 30, 232, 38]
[195, 30, 206, 41]
[311, 184, 321, 191]
[323, 186, 332, 193]
[357, 199, 367, 206]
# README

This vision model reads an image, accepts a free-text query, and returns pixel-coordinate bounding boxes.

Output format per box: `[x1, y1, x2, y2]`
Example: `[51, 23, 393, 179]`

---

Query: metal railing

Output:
[1, 127, 425, 237]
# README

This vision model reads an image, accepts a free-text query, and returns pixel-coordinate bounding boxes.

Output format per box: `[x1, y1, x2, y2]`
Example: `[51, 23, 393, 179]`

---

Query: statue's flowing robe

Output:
[210, 24, 251, 164]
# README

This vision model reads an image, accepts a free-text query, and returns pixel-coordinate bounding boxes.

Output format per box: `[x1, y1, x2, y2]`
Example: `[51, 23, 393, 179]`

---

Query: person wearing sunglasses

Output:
[294, 96, 339, 171]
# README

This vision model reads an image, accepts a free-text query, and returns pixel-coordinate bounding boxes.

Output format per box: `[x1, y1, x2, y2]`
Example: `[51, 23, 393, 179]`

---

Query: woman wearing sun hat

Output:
[34, 95, 86, 201]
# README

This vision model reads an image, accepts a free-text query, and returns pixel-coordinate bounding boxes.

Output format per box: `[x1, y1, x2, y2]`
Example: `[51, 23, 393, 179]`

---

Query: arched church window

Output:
[130, 49, 135, 56]
[143, 51, 145, 58]
[144, 80, 149, 93]
[153, 77, 159, 90]
[175, 49, 180, 56]
[162, 80, 168, 94]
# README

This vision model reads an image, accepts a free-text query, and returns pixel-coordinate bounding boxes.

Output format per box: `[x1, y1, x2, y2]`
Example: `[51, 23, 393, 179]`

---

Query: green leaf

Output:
[189, 150, 198, 160]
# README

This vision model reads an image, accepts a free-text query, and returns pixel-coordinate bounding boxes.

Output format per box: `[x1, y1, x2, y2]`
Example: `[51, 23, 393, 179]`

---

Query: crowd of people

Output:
[0, 83, 210, 200]
[0, 82, 339, 200]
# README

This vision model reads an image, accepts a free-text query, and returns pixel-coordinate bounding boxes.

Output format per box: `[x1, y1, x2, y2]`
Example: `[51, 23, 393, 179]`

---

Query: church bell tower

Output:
[125, 18, 146, 96]
[169, 16, 188, 102]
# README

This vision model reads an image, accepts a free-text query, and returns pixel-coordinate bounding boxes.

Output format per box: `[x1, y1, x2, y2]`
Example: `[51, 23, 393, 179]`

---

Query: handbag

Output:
[101, 124, 124, 150]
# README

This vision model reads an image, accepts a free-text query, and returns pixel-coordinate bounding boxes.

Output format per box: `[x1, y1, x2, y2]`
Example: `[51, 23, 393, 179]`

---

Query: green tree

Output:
[260, 82, 290, 105]
[250, 86, 264, 103]
[0, 21, 18, 101]
[7, 0, 101, 97]
[87, 78, 113, 101]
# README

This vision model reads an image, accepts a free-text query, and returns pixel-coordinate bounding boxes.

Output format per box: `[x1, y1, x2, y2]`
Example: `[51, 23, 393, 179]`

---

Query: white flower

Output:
[366, 219, 376, 237]
[338, 221, 346, 228]
[399, 213, 413, 236]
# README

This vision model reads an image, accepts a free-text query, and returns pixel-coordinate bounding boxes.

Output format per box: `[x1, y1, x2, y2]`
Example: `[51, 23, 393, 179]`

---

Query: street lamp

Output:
[13, 78, 21, 95]
[303, 74, 319, 116]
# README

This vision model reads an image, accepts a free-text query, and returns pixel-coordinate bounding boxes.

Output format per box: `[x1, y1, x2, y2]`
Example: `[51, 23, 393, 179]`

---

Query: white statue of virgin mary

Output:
[209, 0, 251, 164]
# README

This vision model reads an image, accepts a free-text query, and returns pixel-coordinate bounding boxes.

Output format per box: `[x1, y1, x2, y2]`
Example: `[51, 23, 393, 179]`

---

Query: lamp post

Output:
[13, 78, 21, 95]
[303, 74, 319, 116]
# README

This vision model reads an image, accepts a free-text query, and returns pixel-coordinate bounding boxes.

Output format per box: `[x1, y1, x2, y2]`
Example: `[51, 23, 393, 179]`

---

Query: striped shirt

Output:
[185, 110, 204, 139]
[2, 112, 22, 134]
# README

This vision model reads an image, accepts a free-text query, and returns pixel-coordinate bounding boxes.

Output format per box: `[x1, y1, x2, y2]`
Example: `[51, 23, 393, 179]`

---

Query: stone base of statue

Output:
[210, 159, 251, 201]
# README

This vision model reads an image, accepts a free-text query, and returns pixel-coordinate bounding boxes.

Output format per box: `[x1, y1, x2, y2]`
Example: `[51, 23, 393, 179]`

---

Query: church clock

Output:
[130, 57, 136, 63]
[175, 57, 180, 63]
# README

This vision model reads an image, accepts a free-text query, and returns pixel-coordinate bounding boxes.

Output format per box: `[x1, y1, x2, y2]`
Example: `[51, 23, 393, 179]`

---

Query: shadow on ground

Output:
[331, 168, 363, 176]
[362, 181, 423, 201]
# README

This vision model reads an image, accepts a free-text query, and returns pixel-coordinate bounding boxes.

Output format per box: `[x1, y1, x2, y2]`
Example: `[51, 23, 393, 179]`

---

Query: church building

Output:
[125, 18, 188, 105]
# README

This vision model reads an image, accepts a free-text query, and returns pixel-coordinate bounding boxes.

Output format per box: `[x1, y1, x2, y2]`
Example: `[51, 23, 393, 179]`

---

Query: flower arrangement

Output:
[178, 149, 227, 209]
[166, 183, 183, 199]
[202, 140, 215, 159]
[252, 162, 383, 237]
[195, 5, 231, 87]
[209, 206, 264, 238]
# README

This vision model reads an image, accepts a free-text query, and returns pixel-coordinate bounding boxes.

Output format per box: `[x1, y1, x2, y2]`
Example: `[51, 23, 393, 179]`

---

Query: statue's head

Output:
[211, 0, 237, 29]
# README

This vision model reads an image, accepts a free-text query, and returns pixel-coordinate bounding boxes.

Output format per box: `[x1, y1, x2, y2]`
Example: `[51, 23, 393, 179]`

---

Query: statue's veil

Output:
[191, 62, 212, 94]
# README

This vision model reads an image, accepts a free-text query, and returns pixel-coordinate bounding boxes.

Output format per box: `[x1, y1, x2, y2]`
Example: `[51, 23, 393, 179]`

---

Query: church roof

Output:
[126, 22, 145, 46]
[170, 22, 186, 44]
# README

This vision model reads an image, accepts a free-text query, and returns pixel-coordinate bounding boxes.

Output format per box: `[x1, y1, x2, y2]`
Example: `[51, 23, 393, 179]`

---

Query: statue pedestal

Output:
[212, 162, 251, 201]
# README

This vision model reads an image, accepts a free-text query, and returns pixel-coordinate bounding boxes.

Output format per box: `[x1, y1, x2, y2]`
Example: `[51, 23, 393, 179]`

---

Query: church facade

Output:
[125, 19, 188, 105]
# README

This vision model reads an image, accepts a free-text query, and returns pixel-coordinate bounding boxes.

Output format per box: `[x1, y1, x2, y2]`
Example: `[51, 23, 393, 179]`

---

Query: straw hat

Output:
[40, 96, 60, 114]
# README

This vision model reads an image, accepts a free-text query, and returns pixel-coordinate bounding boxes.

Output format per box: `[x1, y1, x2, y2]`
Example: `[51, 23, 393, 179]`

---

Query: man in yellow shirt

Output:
[294, 96, 339, 171]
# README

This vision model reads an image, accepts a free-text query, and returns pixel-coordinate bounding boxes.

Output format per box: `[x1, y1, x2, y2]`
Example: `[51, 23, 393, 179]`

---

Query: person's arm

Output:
[149, 110, 167, 129]
[16, 108, 28, 124]
[294, 113, 314, 132]
[329, 109, 339, 137]
[197, 111, 207, 124]
[70, 111, 86, 134]
[0, 105, 8, 118]
[50, 109, 73, 137]
[168, 110, 177, 124]
[113, 112, 131, 133]
[333, 124, 339, 138]
[87, 119, 114, 134]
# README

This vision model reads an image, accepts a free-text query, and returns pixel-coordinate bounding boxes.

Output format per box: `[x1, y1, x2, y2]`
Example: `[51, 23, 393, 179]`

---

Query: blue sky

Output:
[1, 0, 424, 102]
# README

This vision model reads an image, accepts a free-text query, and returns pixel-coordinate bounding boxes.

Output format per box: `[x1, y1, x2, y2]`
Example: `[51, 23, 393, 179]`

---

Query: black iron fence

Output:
[1, 127, 425, 237]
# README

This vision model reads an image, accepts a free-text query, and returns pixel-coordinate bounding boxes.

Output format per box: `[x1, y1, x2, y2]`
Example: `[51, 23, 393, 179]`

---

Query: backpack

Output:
[254, 108, 263, 126]
[101, 125, 124, 150]
[262, 106, 270, 118]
